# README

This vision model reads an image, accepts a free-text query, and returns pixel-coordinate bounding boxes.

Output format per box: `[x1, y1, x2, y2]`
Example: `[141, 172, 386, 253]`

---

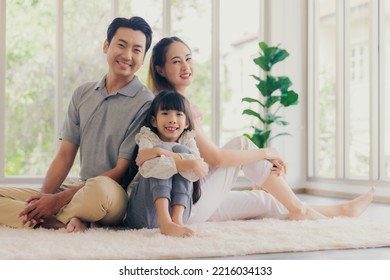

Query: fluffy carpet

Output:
[1, 217, 390, 260]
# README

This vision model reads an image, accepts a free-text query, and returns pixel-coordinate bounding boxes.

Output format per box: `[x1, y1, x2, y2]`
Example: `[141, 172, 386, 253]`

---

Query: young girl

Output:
[124, 90, 207, 237]
[142, 36, 375, 224]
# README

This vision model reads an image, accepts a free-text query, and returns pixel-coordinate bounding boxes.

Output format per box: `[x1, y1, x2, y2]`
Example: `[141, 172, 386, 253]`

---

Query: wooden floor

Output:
[212, 194, 390, 260]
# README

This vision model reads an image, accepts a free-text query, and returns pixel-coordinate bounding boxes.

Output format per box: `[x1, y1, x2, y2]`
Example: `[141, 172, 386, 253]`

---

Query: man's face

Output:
[103, 27, 146, 81]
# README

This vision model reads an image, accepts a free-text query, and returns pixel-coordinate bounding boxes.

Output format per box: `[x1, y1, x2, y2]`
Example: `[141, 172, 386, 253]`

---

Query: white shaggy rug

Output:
[1, 217, 390, 260]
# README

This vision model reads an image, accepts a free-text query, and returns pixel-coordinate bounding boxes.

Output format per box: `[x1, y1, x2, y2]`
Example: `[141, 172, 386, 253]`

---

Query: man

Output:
[0, 16, 154, 232]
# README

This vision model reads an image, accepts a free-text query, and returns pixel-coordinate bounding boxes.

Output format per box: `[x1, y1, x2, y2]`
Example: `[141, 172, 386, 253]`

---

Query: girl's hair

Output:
[147, 36, 191, 93]
[146, 90, 201, 204]
[146, 90, 194, 135]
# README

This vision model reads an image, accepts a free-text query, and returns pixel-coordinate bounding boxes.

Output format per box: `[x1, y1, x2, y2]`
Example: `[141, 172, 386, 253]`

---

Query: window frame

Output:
[307, 0, 389, 192]
[0, 0, 264, 184]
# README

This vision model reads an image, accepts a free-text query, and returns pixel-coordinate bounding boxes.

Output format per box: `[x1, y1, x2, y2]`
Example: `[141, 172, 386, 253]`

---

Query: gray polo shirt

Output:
[60, 75, 154, 187]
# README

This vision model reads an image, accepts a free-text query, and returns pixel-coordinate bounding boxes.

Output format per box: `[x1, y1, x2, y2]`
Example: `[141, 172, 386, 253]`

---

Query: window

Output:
[308, 0, 389, 186]
[0, 0, 263, 183]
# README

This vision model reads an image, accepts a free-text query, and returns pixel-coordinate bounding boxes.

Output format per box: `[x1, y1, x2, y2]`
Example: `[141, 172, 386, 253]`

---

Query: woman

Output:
[138, 36, 375, 224]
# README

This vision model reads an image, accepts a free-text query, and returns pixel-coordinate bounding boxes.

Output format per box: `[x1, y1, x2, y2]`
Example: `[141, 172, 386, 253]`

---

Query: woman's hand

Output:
[269, 159, 288, 176]
[263, 147, 288, 175]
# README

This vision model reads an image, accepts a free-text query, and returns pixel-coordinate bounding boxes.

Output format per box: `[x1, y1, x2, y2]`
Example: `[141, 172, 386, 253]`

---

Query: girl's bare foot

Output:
[158, 221, 194, 237]
[66, 217, 89, 233]
[339, 186, 375, 217]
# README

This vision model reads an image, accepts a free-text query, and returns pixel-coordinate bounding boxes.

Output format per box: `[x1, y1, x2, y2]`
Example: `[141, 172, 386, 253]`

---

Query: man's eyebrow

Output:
[118, 39, 127, 45]
[117, 39, 144, 50]
[133, 44, 144, 49]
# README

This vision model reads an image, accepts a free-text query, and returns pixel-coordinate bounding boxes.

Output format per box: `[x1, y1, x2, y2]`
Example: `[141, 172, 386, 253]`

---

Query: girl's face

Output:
[156, 42, 194, 94]
[151, 109, 189, 142]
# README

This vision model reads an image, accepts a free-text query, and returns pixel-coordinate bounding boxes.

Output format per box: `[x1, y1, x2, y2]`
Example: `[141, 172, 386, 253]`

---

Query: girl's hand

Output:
[136, 148, 159, 166]
[192, 159, 209, 179]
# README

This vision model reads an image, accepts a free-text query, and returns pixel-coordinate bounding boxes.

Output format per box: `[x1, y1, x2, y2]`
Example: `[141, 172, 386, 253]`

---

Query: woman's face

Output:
[157, 42, 194, 94]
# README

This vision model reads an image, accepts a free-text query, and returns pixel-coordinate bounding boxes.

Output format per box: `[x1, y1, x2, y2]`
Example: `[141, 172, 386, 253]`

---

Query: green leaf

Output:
[241, 97, 265, 108]
[242, 109, 265, 123]
[257, 75, 280, 97]
[280, 90, 299, 107]
[274, 120, 289, 126]
[271, 49, 289, 65]
[250, 129, 271, 148]
[269, 132, 291, 141]
[277, 76, 292, 91]
[265, 114, 283, 125]
[250, 74, 261, 82]
[264, 96, 280, 108]
[259, 41, 269, 53]
[244, 127, 271, 148]
[253, 56, 270, 72]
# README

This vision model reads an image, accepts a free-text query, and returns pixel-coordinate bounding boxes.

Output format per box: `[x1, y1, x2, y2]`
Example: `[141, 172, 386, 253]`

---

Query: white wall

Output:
[264, 0, 308, 189]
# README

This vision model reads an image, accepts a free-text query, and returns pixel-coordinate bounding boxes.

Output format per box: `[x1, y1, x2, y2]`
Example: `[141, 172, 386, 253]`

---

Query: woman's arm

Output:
[193, 121, 285, 168]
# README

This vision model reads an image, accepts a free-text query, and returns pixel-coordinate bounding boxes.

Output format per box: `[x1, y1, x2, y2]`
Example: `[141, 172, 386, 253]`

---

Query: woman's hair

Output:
[146, 90, 194, 135]
[146, 90, 201, 204]
[147, 36, 191, 93]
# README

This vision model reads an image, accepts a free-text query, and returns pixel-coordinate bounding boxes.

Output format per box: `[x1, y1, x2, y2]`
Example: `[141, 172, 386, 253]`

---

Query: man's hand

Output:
[18, 193, 64, 225]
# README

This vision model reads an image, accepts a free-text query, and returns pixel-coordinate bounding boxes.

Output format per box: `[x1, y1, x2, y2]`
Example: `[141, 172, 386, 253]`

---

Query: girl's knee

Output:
[154, 144, 172, 151]
[172, 144, 191, 154]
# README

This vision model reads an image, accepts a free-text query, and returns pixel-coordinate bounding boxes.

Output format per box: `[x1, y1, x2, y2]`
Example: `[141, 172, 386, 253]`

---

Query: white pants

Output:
[187, 136, 288, 224]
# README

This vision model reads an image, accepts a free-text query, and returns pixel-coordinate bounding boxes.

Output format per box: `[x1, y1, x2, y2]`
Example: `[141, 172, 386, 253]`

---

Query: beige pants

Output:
[0, 176, 127, 229]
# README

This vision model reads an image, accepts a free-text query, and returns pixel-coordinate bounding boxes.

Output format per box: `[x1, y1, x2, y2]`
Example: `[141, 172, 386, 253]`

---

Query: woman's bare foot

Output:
[288, 205, 326, 220]
[66, 217, 89, 233]
[339, 186, 376, 217]
[158, 221, 194, 237]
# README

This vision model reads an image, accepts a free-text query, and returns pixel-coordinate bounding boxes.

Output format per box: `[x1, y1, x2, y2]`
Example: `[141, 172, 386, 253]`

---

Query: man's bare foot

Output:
[40, 216, 66, 229]
[339, 186, 375, 217]
[66, 217, 89, 233]
[288, 205, 326, 220]
[159, 221, 194, 237]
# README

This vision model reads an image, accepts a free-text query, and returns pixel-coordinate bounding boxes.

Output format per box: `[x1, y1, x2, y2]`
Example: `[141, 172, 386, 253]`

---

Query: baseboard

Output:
[303, 187, 390, 204]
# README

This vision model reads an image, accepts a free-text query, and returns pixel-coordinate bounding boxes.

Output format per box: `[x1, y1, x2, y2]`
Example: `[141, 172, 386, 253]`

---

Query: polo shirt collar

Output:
[95, 75, 143, 97]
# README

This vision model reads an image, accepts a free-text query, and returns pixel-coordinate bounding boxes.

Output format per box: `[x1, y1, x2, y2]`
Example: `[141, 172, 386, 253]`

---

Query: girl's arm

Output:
[136, 128, 207, 181]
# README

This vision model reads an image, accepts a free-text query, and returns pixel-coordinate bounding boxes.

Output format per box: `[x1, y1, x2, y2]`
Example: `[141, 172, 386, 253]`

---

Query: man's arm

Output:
[100, 157, 131, 184]
[41, 140, 78, 194]
[18, 140, 78, 223]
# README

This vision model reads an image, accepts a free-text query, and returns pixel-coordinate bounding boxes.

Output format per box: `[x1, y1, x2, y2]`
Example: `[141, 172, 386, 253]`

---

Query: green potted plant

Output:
[242, 41, 299, 148]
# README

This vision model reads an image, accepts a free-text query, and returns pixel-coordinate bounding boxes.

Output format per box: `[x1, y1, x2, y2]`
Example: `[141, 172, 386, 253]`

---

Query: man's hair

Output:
[106, 16, 153, 53]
